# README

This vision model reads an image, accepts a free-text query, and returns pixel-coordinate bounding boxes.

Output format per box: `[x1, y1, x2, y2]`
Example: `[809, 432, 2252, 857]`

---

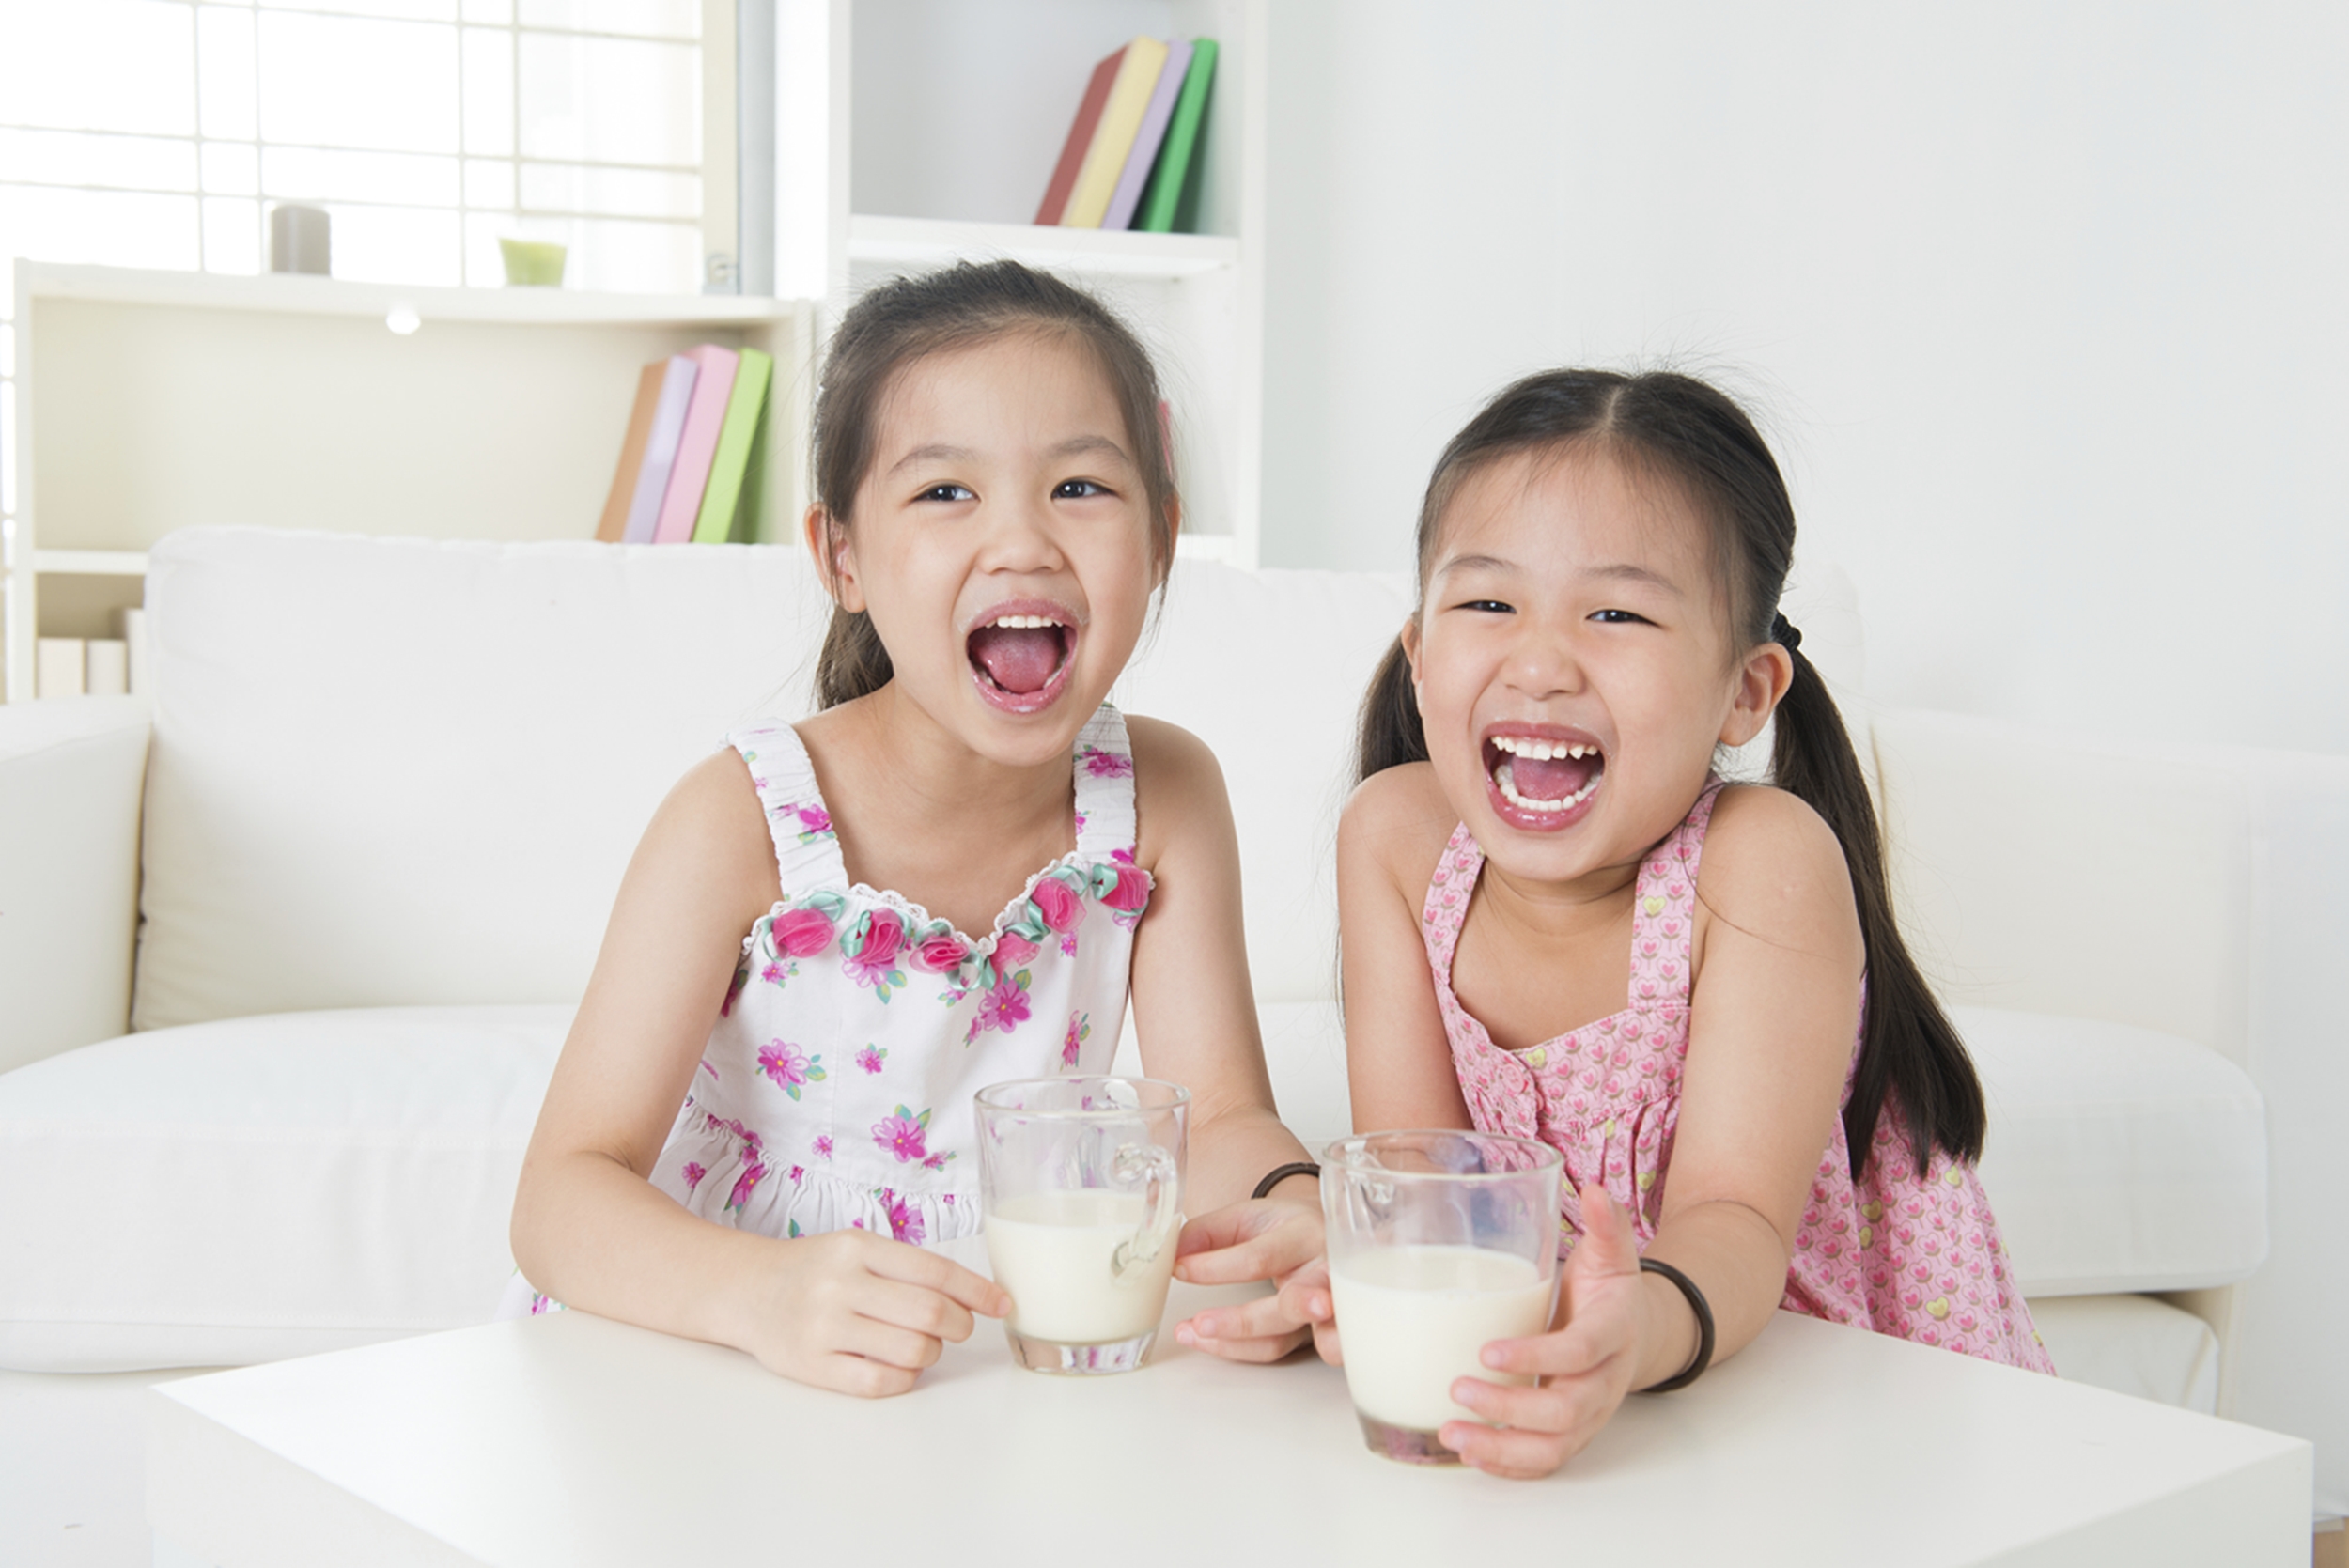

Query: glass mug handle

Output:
[1110, 1141, 1180, 1280]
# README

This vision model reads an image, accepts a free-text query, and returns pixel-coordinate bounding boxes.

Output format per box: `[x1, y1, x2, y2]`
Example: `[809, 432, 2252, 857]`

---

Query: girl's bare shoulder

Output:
[1697, 783, 1860, 945]
[1339, 762, 1459, 899]
[643, 746, 784, 914]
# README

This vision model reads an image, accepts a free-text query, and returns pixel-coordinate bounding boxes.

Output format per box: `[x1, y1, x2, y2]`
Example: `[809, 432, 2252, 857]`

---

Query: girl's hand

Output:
[737, 1229, 1011, 1398]
[1439, 1183, 1652, 1478]
[1168, 1198, 1330, 1363]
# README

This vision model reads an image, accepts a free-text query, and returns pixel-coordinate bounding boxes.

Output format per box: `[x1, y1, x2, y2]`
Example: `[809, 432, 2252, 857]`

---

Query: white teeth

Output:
[1490, 737, 1595, 762]
[1494, 759, 1603, 815]
[988, 613, 1060, 629]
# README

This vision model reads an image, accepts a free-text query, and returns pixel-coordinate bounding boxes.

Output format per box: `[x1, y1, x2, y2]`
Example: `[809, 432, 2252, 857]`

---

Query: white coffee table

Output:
[148, 1281, 2309, 1567]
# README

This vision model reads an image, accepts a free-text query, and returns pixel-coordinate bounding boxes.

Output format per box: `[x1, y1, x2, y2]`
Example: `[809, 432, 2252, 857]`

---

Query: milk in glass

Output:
[985, 1189, 1176, 1344]
[1330, 1244, 1555, 1431]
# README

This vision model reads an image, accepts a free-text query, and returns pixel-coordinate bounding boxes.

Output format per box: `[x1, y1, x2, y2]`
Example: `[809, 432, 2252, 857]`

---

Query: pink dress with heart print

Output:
[1425, 780, 2053, 1371]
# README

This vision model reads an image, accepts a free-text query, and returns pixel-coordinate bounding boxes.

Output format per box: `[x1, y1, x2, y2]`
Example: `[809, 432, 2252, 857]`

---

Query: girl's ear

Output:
[1398, 613, 1424, 693]
[804, 505, 866, 613]
[1719, 640, 1795, 747]
[1154, 494, 1182, 586]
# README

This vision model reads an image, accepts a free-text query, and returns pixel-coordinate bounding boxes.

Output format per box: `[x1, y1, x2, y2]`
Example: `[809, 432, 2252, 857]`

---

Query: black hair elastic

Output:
[1638, 1256, 1716, 1392]
[1769, 611, 1803, 653]
[1251, 1161, 1321, 1201]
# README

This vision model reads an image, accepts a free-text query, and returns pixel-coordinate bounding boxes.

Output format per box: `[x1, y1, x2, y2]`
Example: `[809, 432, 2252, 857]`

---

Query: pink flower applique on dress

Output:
[842, 909, 909, 1002]
[681, 1161, 707, 1192]
[726, 1159, 768, 1213]
[1063, 1010, 1091, 1067]
[757, 1040, 827, 1101]
[814, 1134, 834, 1160]
[876, 1188, 925, 1245]
[856, 1044, 888, 1075]
[787, 803, 833, 844]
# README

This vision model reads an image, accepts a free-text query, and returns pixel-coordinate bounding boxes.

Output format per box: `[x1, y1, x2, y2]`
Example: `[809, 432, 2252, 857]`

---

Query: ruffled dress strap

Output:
[1070, 705, 1139, 862]
[1626, 776, 1726, 1013]
[727, 722, 848, 895]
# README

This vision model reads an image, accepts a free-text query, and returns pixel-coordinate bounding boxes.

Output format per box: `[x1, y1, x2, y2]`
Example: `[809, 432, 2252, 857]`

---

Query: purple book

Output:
[1102, 39, 1194, 231]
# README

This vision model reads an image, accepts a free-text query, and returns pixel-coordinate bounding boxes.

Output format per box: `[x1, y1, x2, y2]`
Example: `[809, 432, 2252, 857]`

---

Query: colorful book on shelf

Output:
[1062, 37, 1171, 229]
[623, 355, 701, 544]
[1136, 39, 1218, 234]
[692, 346, 773, 544]
[654, 344, 740, 544]
[597, 361, 668, 542]
[1035, 45, 1126, 225]
[1103, 39, 1193, 231]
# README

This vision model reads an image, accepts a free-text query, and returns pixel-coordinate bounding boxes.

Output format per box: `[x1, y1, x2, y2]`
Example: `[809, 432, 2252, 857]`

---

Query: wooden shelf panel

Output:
[13, 263, 804, 329]
[848, 215, 1238, 280]
[31, 550, 148, 576]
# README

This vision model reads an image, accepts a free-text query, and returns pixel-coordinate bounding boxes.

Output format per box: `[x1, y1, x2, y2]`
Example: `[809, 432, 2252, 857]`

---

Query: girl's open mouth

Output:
[1482, 730, 1605, 830]
[966, 605, 1077, 715]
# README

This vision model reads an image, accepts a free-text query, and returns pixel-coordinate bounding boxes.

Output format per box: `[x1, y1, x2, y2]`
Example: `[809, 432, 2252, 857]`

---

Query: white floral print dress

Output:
[646, 704, 1151, 1251]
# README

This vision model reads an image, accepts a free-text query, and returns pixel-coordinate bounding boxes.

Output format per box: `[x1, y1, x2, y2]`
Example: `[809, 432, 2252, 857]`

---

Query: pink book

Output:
[1104, 39, 1193, 231]
[652, 344, 740, 544]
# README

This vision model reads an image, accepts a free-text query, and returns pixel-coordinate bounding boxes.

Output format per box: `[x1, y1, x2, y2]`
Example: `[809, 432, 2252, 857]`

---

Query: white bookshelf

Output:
[3, 262, 815, 702]
[782, 0, 1268, 566]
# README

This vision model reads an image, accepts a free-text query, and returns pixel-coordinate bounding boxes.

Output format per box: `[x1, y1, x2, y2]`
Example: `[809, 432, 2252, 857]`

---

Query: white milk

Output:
[1330, 1245, 1555, 1431]
[985, 1189, 1175, 1344]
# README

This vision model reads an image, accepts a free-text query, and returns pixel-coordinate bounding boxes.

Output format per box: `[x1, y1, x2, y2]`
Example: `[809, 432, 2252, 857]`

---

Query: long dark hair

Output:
[806, 260, 1180, 708]
[1358, 369, 1983, 1178]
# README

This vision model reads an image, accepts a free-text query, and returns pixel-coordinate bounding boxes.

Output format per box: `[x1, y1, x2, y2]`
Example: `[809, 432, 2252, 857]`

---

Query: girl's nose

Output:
[1504, 620, 1585, 699]
[978, 497, 1066, 573]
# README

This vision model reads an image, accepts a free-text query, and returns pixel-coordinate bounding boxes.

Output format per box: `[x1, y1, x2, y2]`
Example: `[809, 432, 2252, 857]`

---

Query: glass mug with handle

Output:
[1323, 1129, 1565, 1463]
[975, 1077, 1189, 1374]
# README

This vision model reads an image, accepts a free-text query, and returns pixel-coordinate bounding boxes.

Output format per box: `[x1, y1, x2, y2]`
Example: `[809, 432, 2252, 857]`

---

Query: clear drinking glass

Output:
[1322, 1129, 1565, 1464]
[975, 1077, 1190, 1374]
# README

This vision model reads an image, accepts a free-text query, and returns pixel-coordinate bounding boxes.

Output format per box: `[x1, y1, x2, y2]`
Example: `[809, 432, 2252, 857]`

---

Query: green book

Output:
[1135, 38, 1217, 234]
[691, 345, 773, 543]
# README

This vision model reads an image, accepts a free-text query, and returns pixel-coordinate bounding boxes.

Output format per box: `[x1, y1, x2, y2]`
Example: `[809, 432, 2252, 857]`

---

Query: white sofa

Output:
[2, 529, 2341, 1513]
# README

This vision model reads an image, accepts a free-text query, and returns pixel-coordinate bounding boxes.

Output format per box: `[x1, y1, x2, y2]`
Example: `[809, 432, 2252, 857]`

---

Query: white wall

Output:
[1259, 1, 2349, 756]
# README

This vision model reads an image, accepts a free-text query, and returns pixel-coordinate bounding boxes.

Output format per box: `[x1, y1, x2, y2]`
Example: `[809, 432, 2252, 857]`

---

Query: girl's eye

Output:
[1052, 479, 1108, 500]
[916, 483, 974, 504]
[1456, 599, 1512, 614]
[1590, 608, 1650, 625]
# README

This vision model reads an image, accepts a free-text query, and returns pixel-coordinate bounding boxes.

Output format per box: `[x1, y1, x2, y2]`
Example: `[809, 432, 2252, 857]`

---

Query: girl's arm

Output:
[1336, 763, 1474, 1134]
[1120, 717, 1321, 1360]
[1449, 784, 1862, 1477]
[509, 753, 1007, 1396]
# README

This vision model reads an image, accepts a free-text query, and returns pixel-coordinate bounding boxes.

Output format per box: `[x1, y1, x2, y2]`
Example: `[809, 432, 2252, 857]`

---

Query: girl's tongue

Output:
[967, 624, 1065, 695]
[1497, 749, 1601, 803]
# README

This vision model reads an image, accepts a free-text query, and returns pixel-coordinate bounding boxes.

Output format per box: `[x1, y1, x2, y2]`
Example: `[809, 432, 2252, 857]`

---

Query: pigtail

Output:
[1354, 636, 1428, 784]
[815, 608, 894, 710]
[1770, 645, 1985, 1178]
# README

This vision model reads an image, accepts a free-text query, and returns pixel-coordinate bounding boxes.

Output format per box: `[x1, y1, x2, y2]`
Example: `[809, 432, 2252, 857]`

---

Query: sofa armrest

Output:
[0, 696, 150, 1074]
[1873, 706, 2349, 1510]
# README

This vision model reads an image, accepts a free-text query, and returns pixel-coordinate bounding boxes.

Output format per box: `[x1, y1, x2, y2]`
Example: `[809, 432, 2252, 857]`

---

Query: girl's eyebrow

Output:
[884, 434, 1131, 477]
[1433, 552, 1517, 579]
[1433, 554, 1685, 597]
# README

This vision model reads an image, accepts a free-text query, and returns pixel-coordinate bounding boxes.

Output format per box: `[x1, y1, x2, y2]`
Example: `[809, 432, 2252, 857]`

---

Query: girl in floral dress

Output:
[510, 262, 1323, 1395]
[1324, 369, 2051, 1477]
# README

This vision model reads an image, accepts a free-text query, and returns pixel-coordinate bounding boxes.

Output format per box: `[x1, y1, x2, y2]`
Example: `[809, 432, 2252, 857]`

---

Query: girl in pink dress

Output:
[1330, 369, 2050, 1477]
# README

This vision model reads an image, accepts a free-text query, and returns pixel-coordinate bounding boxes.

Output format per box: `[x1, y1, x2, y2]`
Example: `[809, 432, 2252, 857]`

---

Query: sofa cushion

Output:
[0, 1006, 567, 1373]
[135, 531, 836, 1032]
[2027, 1294, 2221, 1414]
[1958, 1006, 2266, 1296]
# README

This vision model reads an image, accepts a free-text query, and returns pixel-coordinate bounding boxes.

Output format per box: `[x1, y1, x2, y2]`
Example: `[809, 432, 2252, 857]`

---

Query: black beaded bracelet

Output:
[1638, 1256, 1716, 1392]
[1251, 1161, 1322, 1201]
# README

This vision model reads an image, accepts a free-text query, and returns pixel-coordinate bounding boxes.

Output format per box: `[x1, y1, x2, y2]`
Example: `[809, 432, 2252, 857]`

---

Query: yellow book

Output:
[1060, 37, 1170, 229]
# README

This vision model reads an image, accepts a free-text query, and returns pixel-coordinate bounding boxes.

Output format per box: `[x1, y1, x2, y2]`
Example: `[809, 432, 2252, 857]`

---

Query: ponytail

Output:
[1355, 636, 1428, 784]
[1771, 645, 1983, 1177]
[815, 607, 894, 710]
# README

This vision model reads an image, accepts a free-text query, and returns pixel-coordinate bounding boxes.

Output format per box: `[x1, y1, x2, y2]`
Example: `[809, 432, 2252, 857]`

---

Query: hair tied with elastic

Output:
[1769, 611, 1802, 653]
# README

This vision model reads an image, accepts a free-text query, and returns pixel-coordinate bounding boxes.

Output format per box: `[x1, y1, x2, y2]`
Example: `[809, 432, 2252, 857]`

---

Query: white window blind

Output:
[0, 0, 708, 520]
